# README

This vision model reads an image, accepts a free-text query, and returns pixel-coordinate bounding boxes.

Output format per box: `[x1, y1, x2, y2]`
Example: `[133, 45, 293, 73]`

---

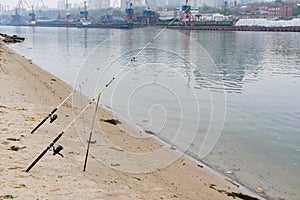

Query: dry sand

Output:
[0, 41, 264, 200]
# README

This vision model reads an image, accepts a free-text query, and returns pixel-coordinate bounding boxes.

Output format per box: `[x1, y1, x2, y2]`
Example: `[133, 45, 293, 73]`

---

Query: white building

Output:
[165, 0, 178, 6]
[57, 0, 72, 10]
[89, 0, 98, 9]
[189, 0, 198, 7]
[57, 0, 66, 10]
[87, 0, 110, 9]
[100, 0, 111, 9]
[134, 0, 146, 6]
[120, 0, 127, 10]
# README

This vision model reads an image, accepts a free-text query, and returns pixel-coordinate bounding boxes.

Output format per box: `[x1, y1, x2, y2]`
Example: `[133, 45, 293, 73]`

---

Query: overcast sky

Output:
[0, 1, 119, 9]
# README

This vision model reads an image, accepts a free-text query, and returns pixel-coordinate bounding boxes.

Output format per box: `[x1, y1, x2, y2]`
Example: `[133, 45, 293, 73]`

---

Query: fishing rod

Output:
[26, 16, 181, 172]
[30, 33, 132, 134]
[30, 66, 103, 134]
[83, 93, 101, 171]
[80, 15, 188, 171]
[25, 99, 93, 173]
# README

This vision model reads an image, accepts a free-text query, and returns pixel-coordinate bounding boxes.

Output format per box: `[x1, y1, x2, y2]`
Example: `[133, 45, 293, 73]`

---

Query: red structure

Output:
[167, 25, 300, 32]
[259, 3, 292, 18]
[124, 1, 136, 23]
[179, 0, 194, 26]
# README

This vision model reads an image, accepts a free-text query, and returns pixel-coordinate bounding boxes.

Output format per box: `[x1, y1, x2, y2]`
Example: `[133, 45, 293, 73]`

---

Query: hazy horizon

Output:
[0, 0, 122, 9]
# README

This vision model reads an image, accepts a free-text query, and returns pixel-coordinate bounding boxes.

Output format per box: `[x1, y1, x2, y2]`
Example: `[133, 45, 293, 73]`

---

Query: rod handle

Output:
[26, 132, 63, 172]
[31, 108, 57, 134]
[25, 146, 50, 172]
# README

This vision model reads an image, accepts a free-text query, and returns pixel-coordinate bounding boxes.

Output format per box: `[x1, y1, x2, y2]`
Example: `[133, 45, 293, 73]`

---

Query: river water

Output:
[2, 26, 300, 199]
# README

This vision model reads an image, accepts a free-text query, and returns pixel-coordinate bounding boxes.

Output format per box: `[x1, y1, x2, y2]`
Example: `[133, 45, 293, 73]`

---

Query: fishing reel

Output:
[52, 145, 64, 158]
[50, 114, 58, 123]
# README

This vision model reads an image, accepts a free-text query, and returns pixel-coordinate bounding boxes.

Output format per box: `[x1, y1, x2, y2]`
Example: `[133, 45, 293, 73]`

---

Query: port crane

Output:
[11, 0, 30, 25]
[28, 0, 47, 24]
[102, 0, 120, 23]
[65, 0, 71, 21]
[179, 0, 194, 26]
[142, 0, 157, 24]
[79, 1, 91, 26]
[28, 5, 36, 24]
[124, 0, 136, 23]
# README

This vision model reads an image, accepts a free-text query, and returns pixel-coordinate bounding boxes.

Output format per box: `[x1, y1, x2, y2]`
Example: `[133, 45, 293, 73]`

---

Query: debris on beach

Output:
[0, 33, 25, 43]
[170, 146, 176, 150]
[144, 130, 155, 135]
[8, 166, 23, 170]
[197, 164, 204, 168]
[110, 163, 120, 167]
[8, 146, 26, 151]
[13, 184, 26, 189]
[25, 116, 36, 122]
[0, 194, 16, 199]
[100, 118, 121, 125]
[132, 177, 142, 181]
[7, 138, 21, 141]
[225, 179, 239, 188]
[209, 184, 259, 200]
[255, 187, 265, 193]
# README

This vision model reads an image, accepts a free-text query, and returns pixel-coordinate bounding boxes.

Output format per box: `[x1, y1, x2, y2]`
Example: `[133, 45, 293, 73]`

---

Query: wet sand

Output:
[0, 40, 263, 199]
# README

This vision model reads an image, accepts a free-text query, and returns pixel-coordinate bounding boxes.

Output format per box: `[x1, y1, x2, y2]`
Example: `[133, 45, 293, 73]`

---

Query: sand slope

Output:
[0, 42, 263, 200]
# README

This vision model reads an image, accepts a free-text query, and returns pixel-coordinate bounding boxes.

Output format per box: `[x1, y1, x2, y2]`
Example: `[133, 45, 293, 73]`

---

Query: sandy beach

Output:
[0, 38, 263, 200]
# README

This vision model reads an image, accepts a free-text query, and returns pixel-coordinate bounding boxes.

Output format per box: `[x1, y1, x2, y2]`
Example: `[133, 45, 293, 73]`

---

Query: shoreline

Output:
[0, 40, 263, 199]
[95, 97, 263, 199]
[104, 106, 265, 199]
[3, 23, 300, 32]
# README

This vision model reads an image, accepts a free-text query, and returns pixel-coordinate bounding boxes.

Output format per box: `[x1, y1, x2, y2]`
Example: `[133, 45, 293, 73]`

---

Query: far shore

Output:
[0, 37, 264, 199]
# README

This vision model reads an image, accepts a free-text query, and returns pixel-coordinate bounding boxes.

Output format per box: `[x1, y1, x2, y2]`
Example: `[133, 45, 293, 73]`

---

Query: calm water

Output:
[2, 26, 300, 199]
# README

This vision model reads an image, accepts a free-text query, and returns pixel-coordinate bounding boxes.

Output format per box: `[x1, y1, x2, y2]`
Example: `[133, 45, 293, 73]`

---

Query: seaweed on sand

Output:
[209, 184, 259, 200]
[100, 119, 121, 125]
[0, 194, 16, 199]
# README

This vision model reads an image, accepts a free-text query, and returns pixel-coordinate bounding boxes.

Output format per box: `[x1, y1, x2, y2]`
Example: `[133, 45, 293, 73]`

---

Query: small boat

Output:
[77, 1, 92, 26]
[79, 18, 92, 26]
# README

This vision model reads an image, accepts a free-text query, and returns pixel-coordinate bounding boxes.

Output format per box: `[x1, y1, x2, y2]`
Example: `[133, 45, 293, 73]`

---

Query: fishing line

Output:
[25, 99, 92, 173]
[79, 85, 87, 137]
[26, 16, 181, 172]
[30, 32, 134, 134]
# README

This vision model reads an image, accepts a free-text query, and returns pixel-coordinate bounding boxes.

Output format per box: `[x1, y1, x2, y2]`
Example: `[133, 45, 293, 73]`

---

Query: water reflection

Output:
[84, 29, 88, 49]
[192, 31, 300, 200]
[3, 26, 300, 199]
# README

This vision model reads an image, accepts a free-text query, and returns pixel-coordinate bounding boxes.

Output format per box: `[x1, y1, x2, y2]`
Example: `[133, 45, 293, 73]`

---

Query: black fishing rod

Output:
[30, 93, 72, 134]
[30, 33, 127, 134]
[26, 16, 181, 172]
[25, 101, 92, 172]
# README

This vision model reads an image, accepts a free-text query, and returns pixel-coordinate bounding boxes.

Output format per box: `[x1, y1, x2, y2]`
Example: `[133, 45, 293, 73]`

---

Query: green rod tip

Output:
[98, 91, 102, 97]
